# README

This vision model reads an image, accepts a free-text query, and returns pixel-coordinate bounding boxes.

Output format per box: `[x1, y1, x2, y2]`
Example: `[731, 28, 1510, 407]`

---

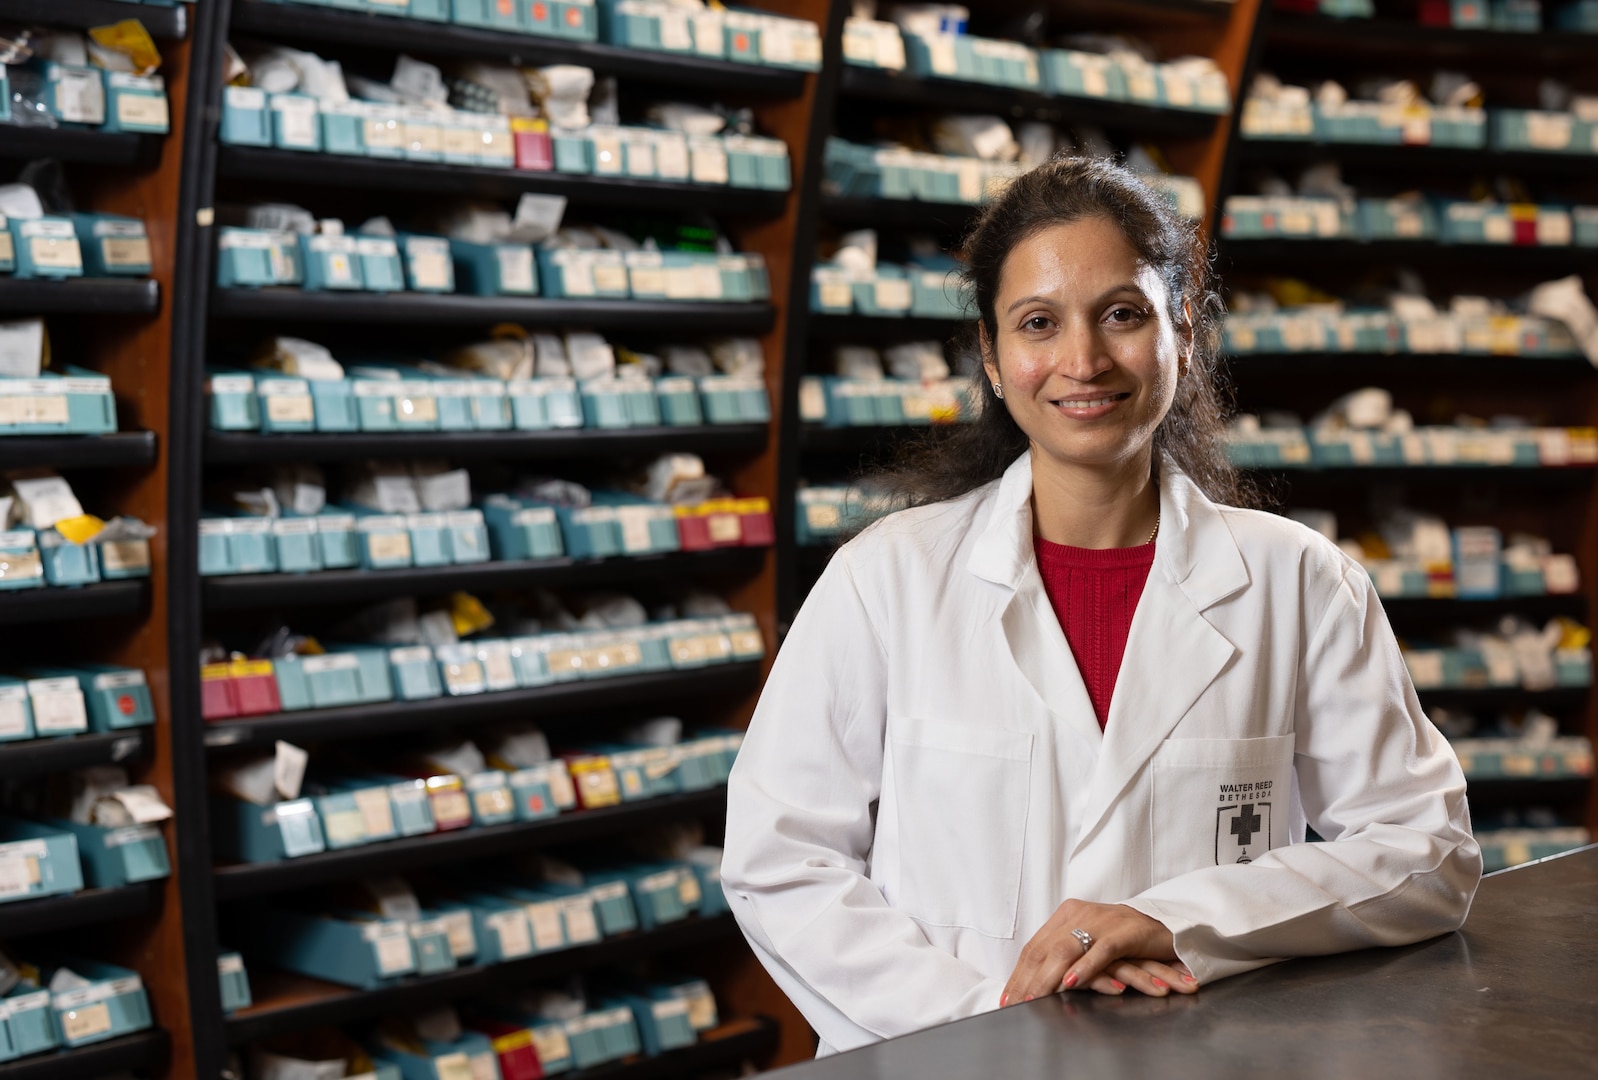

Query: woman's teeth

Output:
[1057, 396, 1121, 408]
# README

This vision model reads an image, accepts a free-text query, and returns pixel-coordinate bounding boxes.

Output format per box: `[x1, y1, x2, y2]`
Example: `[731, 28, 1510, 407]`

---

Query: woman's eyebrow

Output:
[1005, 283, 1146, 315]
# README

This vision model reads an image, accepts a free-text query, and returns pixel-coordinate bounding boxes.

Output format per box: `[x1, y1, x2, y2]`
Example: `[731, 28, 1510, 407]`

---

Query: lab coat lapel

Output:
[1070, 466, 1250, 858]
[968, 455, 1103, 752]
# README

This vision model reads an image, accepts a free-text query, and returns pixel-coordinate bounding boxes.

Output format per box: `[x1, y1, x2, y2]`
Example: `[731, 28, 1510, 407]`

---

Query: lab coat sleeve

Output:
[721, 551, 1006, 1052]
[1122, 561, 1482, 984]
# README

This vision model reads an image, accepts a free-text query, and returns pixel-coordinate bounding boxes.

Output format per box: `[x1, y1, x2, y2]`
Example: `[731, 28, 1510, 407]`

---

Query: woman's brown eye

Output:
[1025, 316, 1050, 331]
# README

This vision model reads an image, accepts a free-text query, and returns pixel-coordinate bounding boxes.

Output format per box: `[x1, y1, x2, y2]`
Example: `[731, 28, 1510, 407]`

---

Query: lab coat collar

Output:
[965, 451, 1249, 612]
[964, 452, 1252, 864]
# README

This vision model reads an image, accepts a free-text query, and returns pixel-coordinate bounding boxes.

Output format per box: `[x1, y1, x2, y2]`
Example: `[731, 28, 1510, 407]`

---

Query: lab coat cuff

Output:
[1120, 897, 1213, 985]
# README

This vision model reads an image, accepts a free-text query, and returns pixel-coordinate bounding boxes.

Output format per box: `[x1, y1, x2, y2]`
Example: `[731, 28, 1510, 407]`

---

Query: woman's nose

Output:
[1053, 323, 1113, 381]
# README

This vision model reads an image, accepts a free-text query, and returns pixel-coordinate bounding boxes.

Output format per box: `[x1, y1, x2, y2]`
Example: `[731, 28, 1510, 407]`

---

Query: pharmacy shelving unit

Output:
[0, 0, 199, 1076]
[157, 0, 841, 1075]
[774, 0, 1266, 627]
[1219, 1, 1598, 844]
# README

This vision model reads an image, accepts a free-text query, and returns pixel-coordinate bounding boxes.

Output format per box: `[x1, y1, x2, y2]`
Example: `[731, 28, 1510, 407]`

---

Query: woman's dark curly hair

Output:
[877, 155, 1249, 509]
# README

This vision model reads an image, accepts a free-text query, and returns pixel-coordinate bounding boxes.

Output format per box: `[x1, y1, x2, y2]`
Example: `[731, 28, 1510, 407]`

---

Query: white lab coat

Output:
[723, 453, 1481, 1055]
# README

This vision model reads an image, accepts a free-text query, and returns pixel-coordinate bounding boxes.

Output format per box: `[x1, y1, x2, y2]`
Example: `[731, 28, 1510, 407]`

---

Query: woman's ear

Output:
[1177, 299, 1197, 376]
[979, 325, 999, 387]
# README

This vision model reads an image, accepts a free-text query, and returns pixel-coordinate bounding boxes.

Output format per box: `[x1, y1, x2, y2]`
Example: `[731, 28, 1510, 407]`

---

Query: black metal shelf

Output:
[0, 1030, 169, 1080]
[0, 580, 149, 625]
[0, 730, 148, 779]
[1220, 239, 1597, 273]
[807, 313, 966, 342]
[0, 127, 156, 166]
[209, 289, 777, 332]
[819, 194, 981, 232]
[1265, 12, 1598, 67]
[1225, 353, 1597, 380]
[1243, 464, 1598, 485]
[1235, 138, 1598, 178]
[1379, 594, 1588, 624]
[1416, 686, 1590, 710]
[0, 278, 160, 315]
[229, 0, 805, 98]
[0, 0, 186, 38]
[800, 423, 958, 454]
[838, 67, 1222, 137]
[568, 1017, 780, 1080]
[204, 423, 769, 464]
[201, 661, 762, 750]
[224, 914, 742, 1045]
[0, 432, 158, 469]
[204, 546, 767, 611]
[1464, 777, 1592, 804]
[216, 146, 790, 215]
[214, 788, 728, 900]
[0, 881, 160, 938]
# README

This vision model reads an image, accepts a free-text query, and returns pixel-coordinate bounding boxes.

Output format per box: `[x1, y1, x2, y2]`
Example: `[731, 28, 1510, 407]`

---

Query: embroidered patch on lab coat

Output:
[1216, 782, 1275, 864]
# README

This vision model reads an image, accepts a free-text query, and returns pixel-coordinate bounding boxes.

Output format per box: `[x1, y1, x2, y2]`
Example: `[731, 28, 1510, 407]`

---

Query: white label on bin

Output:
[266, 395, 314, 423]
[440, 909, 476, 957]
[92, 670, 146, 691]
[105, 824, 161, 848]
[226, 86, 266, 110]
[530, 1026, 571, 1065]
[561, 896, 599, 941]
[496, 247, 535, 293]
[29, 680, 87, 733]
[103, 235, 153, 268]
[323, 807, 366, 845]
[690, 141, 729, 184]
[273, 96, 318, 147]
[364, 921, 413, 975]
[218, 954, 246, 975]
[27, 234, 81, 270]
[873, 278, 911, 309]
[0, 395, 69, 424]
[60, 1001, 112, 1041]
[367, 532, 412, 563]
[488, 909, 533, 958]
[118, 94, 169, 130]
[656, 135, 690, 179]
[0, 849, 37, 897]
[353, 788, 394, 837]
[406, 238, 452, 289]
[594, 260, 629, 294]
[471, 781, 513, 820]
[0, 693, 27, 737]
[433, 1053, 473, 1080]
[557, 256, 596, 297]
[301, 653, 359, 675]
[96, 538, 146, 574]
[55, 67, 105, 123]
[1527, 112, 1573, 149]
[653, 998, 691, 1024]
[516, 901, 558, 950]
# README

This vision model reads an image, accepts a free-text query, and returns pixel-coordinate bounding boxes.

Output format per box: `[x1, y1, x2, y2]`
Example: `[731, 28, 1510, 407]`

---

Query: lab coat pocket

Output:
[888, 716, 1033, 938]
[1150, 734, 1294, 883]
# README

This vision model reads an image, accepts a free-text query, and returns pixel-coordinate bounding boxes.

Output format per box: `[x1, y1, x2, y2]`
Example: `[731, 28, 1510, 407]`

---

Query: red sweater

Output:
[1034, 536, 1157, 729]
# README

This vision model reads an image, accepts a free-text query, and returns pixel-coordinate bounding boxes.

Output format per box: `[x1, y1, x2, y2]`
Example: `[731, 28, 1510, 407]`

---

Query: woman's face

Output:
[982, 216, 1186, 476]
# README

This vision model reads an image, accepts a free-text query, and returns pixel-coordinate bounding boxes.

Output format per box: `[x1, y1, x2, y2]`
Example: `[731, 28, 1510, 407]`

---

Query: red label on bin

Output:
[117, 694, 137, 716]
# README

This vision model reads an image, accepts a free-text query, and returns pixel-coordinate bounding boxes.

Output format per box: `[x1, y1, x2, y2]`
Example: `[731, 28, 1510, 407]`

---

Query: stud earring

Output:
[992, 382, 1004, 399]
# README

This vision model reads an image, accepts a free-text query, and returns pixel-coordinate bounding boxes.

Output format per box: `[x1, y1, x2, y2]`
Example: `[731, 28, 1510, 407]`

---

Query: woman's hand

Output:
[999, 900, 1199, 1005]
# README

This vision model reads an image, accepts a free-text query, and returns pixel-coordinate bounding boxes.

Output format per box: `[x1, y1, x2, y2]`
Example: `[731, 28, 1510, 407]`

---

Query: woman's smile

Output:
[1050, 391, 1132, 419]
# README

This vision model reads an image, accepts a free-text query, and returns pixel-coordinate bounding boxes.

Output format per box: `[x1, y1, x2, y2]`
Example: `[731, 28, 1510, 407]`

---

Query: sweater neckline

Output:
[1034, 534, 1158, 568]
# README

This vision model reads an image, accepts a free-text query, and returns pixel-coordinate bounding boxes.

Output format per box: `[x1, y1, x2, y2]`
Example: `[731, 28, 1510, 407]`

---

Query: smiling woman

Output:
[721, 156, 1481, 1058]
[879, 155, 1241, 520]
